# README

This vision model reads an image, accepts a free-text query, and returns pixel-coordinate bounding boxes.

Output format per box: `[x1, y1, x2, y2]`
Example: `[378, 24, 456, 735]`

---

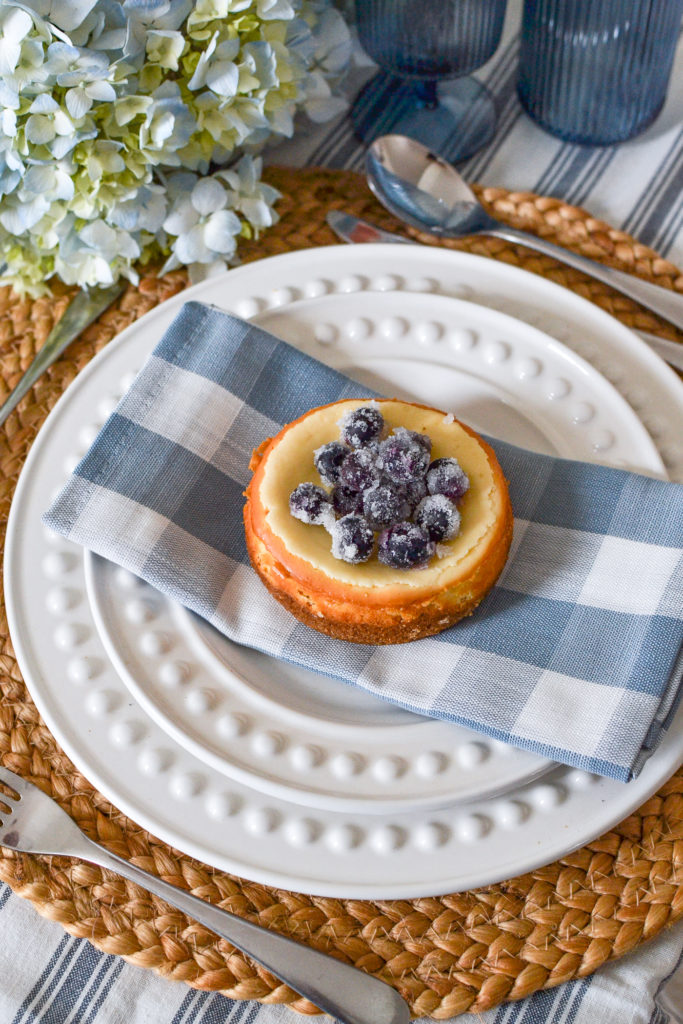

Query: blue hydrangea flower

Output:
[0, 0, 351, 294]
[161, 170, 242, 280]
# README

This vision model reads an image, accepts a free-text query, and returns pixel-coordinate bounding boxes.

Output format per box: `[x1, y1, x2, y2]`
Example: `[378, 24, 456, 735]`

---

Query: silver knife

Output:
[326, 210, 683, 372]
[327, 210, 412, 246]
[0, 280, 126, 428]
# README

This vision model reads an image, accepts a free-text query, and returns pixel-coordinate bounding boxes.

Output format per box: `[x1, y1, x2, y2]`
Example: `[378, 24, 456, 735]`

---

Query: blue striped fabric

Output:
[43, 302, 683, 782]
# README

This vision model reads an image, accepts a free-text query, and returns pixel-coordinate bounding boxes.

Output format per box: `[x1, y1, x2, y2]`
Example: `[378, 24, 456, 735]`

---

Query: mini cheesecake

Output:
[244, 398, 513, 645]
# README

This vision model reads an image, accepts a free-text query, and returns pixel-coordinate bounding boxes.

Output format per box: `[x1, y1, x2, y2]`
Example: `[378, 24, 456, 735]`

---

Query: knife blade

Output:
[327, 210, 683, 372]
[0, 280, 126, 428]
[327, 210, 411, 246]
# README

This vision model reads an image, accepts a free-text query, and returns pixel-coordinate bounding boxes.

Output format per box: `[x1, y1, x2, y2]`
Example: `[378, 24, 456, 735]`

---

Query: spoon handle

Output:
[490, 225, 683, 334]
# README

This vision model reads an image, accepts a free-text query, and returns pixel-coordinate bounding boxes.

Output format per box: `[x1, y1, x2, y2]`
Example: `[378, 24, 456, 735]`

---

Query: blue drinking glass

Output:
[352, 0, 508, 163]
[518, 0, 683, 146]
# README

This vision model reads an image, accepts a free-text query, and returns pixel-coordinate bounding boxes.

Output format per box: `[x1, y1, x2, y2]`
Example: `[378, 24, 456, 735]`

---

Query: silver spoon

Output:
[366, 134, 683, 335]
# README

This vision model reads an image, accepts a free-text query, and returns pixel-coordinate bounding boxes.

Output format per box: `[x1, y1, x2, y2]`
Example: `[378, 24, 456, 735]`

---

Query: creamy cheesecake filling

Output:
[259, 399, 500, 589]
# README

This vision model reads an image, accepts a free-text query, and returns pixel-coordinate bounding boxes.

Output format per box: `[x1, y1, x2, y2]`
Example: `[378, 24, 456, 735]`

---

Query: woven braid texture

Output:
[0, 167, 682, 1019]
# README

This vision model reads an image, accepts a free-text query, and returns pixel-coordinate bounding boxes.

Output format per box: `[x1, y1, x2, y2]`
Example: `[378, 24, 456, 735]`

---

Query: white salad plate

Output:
[5, 244, 683, 898]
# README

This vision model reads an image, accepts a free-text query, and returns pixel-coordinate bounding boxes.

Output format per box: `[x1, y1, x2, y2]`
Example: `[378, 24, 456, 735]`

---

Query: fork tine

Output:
[0, 765, 24, 797]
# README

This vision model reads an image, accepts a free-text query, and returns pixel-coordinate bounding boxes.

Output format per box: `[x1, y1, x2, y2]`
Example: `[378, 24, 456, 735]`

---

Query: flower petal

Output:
[113, 95, 153, 126]
[191, 176, 226, 216]
[54, 109, 77, 135]
[45, 0, 101, 33]
[86, 80, 116, 102]
[66, 87, 92, 119]
[239, 196, 276, 228]
[257, 0, 295, 20]
[163, 199, 198, 235]
[205, 59, 239, 97]
[25, 114, 55, 145]
[0, 204, 29, 235]
[202, 209, 240, 253]
[0, 37, 21, 77]
[79, 219, 118, 254]
[174, 223, 212, 263]
[29, 94, 60, 114]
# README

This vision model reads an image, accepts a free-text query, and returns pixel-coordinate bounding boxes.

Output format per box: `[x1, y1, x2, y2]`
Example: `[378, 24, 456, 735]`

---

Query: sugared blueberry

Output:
[339, 447, 381, 491]
[414, 494, 461, 542]
[339, 404, 384, 448]
[426, 457, 470, 501]
[289, 483, 333, 527]
[396, 475, 428, 512]
[394, 426, 432, 455]
[378, 433, 430, 484]
[377, 522, 435, 569]
[331, 483, 364, 516]
[362, 482, 411, 530]
[314, 441, 350, 486]
[330, 514, 375, 564]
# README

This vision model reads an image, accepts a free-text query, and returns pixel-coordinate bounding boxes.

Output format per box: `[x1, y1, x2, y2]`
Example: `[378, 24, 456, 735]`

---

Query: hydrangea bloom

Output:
[0, 0, 351, 293]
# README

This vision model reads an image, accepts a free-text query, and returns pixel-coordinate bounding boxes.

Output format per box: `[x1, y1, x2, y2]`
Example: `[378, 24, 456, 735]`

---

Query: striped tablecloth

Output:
[3, 1, 683, 1020]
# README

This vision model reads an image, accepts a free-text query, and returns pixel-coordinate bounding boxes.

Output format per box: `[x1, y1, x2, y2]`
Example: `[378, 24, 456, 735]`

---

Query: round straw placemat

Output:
[1, 167, 682, 1020]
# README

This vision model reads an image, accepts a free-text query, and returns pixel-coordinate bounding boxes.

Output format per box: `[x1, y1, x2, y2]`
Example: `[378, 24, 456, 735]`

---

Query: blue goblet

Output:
[352, 0, 508, 163]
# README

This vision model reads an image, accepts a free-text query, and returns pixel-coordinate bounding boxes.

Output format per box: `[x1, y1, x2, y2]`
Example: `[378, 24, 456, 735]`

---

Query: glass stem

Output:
[414, 79, 438, 109]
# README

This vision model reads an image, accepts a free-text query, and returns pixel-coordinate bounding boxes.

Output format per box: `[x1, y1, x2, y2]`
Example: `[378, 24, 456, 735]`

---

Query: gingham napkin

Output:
[44, 302, 683, 781]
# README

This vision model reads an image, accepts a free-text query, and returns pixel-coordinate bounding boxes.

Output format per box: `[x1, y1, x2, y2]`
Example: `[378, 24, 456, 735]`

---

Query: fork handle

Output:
[83, 839, 408, 1024]
[490, 225, 683, 334]
[0, 281, 124, 429]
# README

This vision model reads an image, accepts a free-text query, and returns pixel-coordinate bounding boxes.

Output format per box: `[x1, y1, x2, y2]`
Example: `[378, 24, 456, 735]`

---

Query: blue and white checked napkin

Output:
[44, 301, 683, 782]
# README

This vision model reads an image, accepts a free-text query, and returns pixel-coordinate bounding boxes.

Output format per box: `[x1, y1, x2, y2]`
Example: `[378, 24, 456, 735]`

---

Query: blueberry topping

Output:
[331, 483, 365, 516]
[289, 483, 334, 526]
[414, 494, 461, 542]
[377, 522, 435, 569]
[362, 482, 411, 530]
[339, 405, 385, 448]
[378, 433, 430, 484]
[287, 404, 472, 570]
[426, 457, 470, 501]
[314, 441, 350, 486]
[339, 447, 381, 491]
[330, 514, 375, 564]
[394, 426, 432, 455]
[396, 475, 428, 512]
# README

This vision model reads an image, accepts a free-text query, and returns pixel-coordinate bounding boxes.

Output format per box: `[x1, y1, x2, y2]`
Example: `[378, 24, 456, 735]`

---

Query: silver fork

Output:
[0, 766, 409, 1024]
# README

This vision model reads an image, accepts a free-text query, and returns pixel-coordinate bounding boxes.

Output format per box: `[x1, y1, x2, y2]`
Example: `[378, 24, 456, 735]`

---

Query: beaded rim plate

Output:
[82, 287, 660, 813]
[5, 245, 683, 898]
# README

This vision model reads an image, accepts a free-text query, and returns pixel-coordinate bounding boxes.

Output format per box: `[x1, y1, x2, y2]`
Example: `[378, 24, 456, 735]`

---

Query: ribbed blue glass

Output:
[518, 0, 683, 145]
[356, 0, 507, 81]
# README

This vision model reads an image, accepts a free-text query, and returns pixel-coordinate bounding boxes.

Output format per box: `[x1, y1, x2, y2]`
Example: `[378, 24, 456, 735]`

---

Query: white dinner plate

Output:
[5, 245, 683, 897]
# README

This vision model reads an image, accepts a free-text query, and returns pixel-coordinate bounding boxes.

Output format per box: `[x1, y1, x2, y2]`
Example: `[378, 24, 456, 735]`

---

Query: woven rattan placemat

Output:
[1, 167, 682, 1019]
